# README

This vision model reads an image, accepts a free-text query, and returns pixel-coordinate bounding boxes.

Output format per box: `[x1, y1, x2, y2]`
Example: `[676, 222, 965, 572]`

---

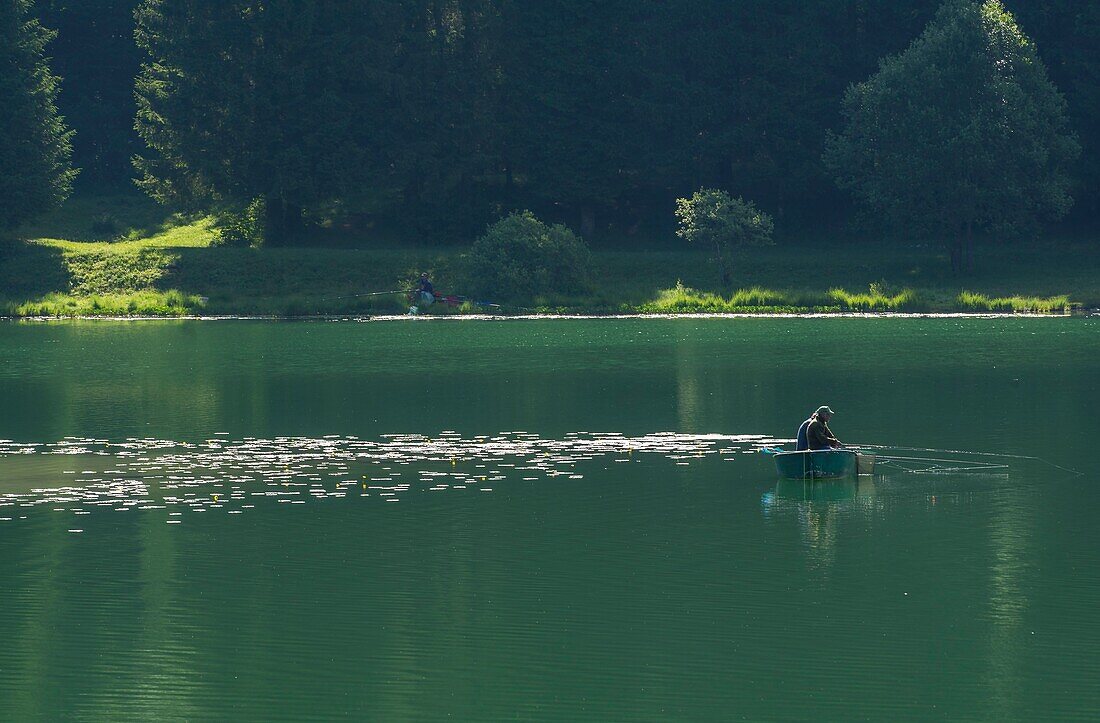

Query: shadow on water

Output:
[773, 475, 879, 502]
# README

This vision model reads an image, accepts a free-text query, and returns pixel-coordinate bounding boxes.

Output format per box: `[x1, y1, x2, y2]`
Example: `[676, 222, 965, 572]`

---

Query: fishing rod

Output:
[760, 442, 1079, 477]
[320, 290, 406, 301]
[432, 293, 502, 310]
[857, 443, 1083, 476]
[321, 289, 507, 311]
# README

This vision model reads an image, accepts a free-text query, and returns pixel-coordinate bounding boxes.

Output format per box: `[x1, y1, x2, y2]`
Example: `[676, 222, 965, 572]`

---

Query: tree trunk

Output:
[265, 196, 303, 247]
[716, 240, 731, 288]
[949, 236, 962, 275]
[579, 205, 596, 238]
[964, 220, 974, 273]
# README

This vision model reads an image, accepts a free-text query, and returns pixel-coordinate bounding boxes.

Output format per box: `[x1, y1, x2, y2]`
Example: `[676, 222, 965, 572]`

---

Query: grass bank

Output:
[0, 193, 1094, 317]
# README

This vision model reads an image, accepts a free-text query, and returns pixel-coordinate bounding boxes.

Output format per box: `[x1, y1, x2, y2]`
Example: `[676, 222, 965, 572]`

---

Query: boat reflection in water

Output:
[772, 475, 878, 503]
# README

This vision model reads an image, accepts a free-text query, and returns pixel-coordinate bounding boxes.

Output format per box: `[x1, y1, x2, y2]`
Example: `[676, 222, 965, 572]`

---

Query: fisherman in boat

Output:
[798, 406, 843, 451]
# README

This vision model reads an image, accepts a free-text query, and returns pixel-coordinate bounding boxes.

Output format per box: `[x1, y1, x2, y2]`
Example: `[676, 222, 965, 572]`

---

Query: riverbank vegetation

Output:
[0, 193, 1091, 316]
[2, 1, 1098, 316]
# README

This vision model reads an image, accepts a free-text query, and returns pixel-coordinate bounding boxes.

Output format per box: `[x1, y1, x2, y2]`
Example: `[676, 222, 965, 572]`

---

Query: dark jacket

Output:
[796, 418, 812, 451]
[806, 418, 839, 450]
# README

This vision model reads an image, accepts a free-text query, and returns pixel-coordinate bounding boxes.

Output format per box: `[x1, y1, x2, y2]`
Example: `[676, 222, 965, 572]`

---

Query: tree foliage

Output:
[23, 0, 1100, 243]
[467, 211, 590, 298]
[0, 0, 76, 229]
[35, 0, 142, 186]
[825, 0, 1079, 271]
[675, 189, 773, 286]
[134, 0, 373, 242]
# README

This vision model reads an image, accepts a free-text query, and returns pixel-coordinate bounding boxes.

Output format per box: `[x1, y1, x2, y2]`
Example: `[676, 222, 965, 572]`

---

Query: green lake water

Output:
[1, 317, 1098, 720]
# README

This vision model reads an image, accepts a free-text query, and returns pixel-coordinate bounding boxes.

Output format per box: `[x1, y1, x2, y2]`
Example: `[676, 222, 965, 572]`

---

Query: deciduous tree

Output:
[825, 0, 1079, 272]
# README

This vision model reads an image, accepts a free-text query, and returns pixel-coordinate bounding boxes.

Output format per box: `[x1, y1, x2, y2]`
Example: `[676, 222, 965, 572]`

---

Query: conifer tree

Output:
[36, 0, 142, 186]
[134, 0, 369, 243]
[0, 0, 75, 229]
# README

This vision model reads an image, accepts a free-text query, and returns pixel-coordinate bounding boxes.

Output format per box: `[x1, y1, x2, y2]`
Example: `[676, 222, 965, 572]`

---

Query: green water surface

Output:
[1, 317, 1098, 721]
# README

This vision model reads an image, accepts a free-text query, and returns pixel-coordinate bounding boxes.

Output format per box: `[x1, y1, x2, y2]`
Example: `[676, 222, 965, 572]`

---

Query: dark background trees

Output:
[36, 0, 141, 187]
[133, 0, 377, 242]
[0, 0, 75, 228]
[14, 0, 1100, 244]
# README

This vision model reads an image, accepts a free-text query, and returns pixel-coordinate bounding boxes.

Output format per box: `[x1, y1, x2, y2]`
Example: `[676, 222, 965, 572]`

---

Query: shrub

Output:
[468, 211, 590, 298]
[675, 189, 774, 287]
[90, 213, 119, 237]
[214, 198, 265, 247]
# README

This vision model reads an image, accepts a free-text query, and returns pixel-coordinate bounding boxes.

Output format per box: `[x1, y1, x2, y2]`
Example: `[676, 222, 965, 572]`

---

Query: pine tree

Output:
[36, 0, 142, 186]
[134, 0, 370, 243]
[825, 0, 1079, 271]
[0, 0, 76, 229]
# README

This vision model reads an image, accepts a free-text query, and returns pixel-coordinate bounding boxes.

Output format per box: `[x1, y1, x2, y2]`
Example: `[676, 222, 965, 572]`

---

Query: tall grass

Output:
[956, 291, 1073, 313]
[826, 287, 929, 312]
[7, 290, 204, 317]
[638, 282, 802, 313]
[639, 282, 928, 313]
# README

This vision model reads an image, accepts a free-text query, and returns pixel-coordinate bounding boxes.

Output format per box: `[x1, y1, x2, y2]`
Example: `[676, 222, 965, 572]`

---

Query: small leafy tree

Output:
[468, 211, 590, 299]
[675, 189, 774, 287]
[0, 0, 76, 229]
[824, 0, 1079, 273]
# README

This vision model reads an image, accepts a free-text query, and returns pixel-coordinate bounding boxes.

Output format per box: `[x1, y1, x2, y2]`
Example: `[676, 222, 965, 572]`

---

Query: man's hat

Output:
[816, 406, 835, 416]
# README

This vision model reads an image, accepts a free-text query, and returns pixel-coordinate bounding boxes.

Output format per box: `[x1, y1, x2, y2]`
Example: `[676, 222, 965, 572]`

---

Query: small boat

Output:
[773, 449, 876, 479]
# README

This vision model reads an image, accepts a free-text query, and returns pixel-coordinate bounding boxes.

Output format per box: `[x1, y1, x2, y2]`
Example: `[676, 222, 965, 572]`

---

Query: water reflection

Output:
[761, 476, 881, 574]
[774, 476, 877, 503]
[0, 432, 784, 527]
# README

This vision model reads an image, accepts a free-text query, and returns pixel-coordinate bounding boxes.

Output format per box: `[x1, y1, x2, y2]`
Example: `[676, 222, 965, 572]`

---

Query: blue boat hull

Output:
[774, 450, 859, 479]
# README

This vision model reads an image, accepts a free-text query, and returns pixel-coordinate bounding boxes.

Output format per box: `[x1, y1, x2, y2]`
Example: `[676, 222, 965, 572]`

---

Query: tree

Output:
[0, 0, 76, 229]
[467, 210, 590, 298]
[825, 0, 1079, 272]
[35, 0, 142, 186]
[494, 0, 648, 238]
[675, 188, 773, 287]
[1010, 0, 1100, 218]
[134, 0, 370, 243]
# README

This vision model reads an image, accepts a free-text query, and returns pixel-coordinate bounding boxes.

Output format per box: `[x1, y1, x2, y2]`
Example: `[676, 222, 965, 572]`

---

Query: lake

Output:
[1, 316, 1098, 720]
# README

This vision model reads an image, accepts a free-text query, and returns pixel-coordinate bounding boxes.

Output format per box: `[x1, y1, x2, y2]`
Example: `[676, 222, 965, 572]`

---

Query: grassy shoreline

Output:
[1, 194, 1094, 318]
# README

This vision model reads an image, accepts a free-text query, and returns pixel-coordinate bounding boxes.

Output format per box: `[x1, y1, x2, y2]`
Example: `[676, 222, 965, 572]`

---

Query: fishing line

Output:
[858, 443, 1083, 477]
[319, 290, 406, 302]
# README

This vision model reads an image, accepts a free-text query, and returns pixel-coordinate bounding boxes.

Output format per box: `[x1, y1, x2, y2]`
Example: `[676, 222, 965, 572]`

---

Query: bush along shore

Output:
[0, 195, 1091, 319]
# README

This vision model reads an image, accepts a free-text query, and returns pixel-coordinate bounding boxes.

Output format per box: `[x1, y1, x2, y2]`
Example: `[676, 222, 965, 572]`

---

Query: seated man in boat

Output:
[805, 406, 843, 451]
[795, 407, 826, 450]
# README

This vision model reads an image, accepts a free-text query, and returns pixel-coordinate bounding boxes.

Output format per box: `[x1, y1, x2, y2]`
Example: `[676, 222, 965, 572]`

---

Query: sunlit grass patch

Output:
[638, 282, 806, 313]
[7, 290, 205, 317]
[638, 282, 930, 313]
[826, 287, 928, 312]
[31, 215, 217, 252]
[956, 291, 1073, 313]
